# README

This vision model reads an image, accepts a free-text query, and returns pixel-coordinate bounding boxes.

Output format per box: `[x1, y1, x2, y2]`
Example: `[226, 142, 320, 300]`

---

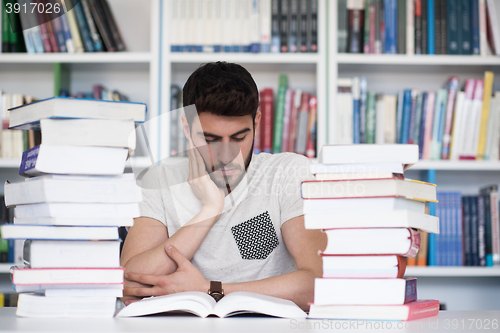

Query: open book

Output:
[115, 291, 307, 318]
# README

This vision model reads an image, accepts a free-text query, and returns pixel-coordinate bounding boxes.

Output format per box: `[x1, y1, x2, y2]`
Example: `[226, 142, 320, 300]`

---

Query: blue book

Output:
[430, 89, 447, 159]
[396, 90, 404, 143]
[352, 78, 361, 144]
[427, 169, 437, 266]
[455, 192, 463, 266]
[384, 0, 398, 54]
[58, 8, 74, 53]
[446, 0, 459, 54]
[460, 0, 472, 54]
[400, 89, 412, 144]
[73, 0, 95, 52]
[428, 0, 435, 54]
[418, 92, 429, 159]
[463, 196, 472, 266]
[471, 0, 480, 54]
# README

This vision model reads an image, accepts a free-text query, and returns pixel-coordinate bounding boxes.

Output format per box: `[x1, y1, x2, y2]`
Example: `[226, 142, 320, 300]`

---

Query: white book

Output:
[5, 175, 142, 206]
[233, 0, 242, 51]
[185, 0, 195, 50]
[310, 162, 404, 175]
[14, 216, 134, 227]
[169, 0, 179, 50]
[116, 291, 306, 318]
[318, 144, 418, 165]
[39, 118, 136, 149]
[212, 0, 223, 50]
[469, 90, 484, 158]
[178, 0, 187, 50]
[449, 91, 466, 160]
[8, 97, 146, 129]
[19, 144, 128, 177]
[304, 210, 439, 233]
[45, 288, 123, 298]
[0, 224, 119, 241]
[375, 94, 385, 144]
[250, 0, 260, 52]
[259, 0, 271, 52]
[406, 0, 415, 55]
[12, 267, 124, 286]
[336, 78, 353, 144]
[314, 278, 416, 306]
[25, 240, 121, 268]
[203, 0, 215, 52]
[15, 202, 140, 219]
[383, 95, 397, 144]
[222, 0, 233, 51]
[194, 0, 204, 52]
[16, 294, 117, 318]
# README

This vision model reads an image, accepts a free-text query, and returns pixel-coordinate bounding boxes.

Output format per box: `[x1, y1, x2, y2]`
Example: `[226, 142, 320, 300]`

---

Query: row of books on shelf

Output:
[169, 0, 318, 53]
[0, 87, 130, 158]
[170, 75, 318, 158]
[0, 294, 17, 307]
[339, 0, 500, 56]
[337, 72, 500, 161]
[407, 187, 500, 267]
[1, 0, 125, 54]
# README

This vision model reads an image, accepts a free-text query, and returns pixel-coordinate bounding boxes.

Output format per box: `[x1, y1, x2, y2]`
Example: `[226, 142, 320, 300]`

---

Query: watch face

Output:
[210, 292, 224, 302]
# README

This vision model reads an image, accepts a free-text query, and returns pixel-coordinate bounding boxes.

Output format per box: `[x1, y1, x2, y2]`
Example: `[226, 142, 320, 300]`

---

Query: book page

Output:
[212, 291, 306, 318]
[115, 291, 216, 318]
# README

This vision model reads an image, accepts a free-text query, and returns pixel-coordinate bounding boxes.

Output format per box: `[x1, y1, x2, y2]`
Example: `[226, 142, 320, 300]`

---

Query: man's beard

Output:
[206, 139, 254, 192]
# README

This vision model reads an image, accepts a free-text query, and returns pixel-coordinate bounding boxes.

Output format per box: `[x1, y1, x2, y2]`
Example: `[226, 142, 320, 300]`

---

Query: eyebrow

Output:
[197, 128, 251, 139]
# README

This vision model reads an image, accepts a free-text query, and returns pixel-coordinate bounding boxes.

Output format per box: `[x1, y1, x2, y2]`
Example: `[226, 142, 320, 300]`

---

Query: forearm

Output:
[223, 269, 317, 311]
[123, 206, 221, 276]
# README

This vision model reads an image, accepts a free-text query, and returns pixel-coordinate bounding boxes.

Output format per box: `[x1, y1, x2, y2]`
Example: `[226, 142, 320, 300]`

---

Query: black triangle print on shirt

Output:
[231, 211, 279, 260]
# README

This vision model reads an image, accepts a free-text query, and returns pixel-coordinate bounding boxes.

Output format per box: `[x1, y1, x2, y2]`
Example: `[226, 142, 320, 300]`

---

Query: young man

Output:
[121, 62, 326, 310]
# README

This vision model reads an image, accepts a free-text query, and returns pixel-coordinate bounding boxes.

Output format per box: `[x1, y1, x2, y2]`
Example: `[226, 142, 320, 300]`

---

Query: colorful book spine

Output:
[383, 0, 397, 54]
[81, 0, 103, 52]
[306, 96, 317, 158]
[441, 76, 459, 160]
[407, 89, 419, 144]
[272, 75, 288, 153]
[430, 89, 447, 160]
[400, 89, 412, 144]
[352, 77, 361, 144]
[477, 71, 494, 160]
[418, 92, 429, 159]
[73, 0, 95, 52]
[365, 91, 376, 144]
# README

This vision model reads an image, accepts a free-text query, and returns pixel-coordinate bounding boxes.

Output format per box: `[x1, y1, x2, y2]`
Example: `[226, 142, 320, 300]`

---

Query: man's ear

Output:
[254, 111, 262, 139]
[181, 115, 191, 141]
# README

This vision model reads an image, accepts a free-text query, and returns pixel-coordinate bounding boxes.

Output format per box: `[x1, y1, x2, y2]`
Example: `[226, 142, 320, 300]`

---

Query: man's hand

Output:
[123, 245, 209, 305]
[187, 136, 225, 219]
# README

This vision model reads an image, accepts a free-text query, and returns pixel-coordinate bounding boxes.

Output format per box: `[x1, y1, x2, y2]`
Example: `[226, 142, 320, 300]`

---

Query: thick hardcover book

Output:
[279, 0, 288, 52]
[314, 277, 418, 306]
[116, 291, 306, 318]
[81, 0, 103, 51]
[270, 0, 280, 53]
[272, 75, 288, 153]
[461, 0, 472, 54]
[14, 202, 140, 219]
[288, 0, 298, 52]
[73, 0, 95, 52]
[308, 0, 318, 52]
[14, 216, 133, 227]
[88, 0, 116, 51]
[471, 0, 480, 54]
[446, 0, 459, 54]
[98, 0, 125, 51]
[309, 299, 440, 321]
[1, 224, 118, 241]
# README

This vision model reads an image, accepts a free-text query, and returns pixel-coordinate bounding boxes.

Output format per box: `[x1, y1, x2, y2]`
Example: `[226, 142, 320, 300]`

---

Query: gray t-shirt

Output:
[138, 152, 313, 283]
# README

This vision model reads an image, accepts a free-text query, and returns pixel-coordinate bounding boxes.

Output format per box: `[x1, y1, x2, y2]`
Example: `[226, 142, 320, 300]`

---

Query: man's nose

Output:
[212, 142, 240, 165]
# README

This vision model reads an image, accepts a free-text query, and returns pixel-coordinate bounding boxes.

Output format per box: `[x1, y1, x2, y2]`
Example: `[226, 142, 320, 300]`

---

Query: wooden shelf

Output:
[336, 54, 500, 66]
[405, 266, 500, 277]
[0, 52, 152, 64]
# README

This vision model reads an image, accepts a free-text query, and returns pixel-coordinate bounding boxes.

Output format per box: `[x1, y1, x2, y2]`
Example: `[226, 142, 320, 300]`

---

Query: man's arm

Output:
[222, 215, 326, 310]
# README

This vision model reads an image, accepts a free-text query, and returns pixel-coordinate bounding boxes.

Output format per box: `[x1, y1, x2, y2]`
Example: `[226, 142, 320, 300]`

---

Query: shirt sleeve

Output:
[278, 153, 315, 225]
[137, 166, 167, 226]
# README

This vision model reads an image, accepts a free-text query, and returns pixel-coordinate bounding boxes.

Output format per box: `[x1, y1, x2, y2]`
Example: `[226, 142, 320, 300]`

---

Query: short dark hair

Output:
[182, 62, 259, 126]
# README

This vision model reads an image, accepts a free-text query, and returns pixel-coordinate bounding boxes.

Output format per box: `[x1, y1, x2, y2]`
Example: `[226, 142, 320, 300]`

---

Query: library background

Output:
[0, 0, 500, 312]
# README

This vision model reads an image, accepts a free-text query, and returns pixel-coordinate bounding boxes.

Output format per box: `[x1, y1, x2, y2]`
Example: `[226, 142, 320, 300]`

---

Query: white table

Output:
[1, 308, 499, 333]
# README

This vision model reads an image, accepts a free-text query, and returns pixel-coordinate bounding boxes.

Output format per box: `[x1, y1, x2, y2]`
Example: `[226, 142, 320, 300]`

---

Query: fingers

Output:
[123, 286, 167, 298]
[164, 244, 190, 268]
[125, 272, 162, 286]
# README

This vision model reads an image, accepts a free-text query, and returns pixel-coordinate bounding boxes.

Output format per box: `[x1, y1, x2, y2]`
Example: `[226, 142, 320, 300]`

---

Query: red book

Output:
[287, 89, 301, 153]
[306, 96, 317, 158]
[281, 89, 293, 152]
[308, 299, 440, 321]
[42, 0, 59, 52]
[260, 88, 274, 154]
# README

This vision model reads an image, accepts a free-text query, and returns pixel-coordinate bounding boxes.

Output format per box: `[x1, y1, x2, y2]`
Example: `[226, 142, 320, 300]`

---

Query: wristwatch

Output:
[208, 281, 224, 302]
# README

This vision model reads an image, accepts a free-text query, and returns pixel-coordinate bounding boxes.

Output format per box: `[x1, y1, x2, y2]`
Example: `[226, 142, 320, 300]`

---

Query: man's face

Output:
[187, 112, 261, 191]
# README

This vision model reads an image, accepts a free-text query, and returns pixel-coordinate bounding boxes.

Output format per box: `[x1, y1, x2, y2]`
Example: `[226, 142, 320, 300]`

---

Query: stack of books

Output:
[304, 144, 441, 321]
[0, 97, 146, 318]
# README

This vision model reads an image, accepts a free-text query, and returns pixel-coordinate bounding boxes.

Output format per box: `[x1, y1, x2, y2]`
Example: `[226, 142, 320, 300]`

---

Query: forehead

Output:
[194, 112, 253, 135]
